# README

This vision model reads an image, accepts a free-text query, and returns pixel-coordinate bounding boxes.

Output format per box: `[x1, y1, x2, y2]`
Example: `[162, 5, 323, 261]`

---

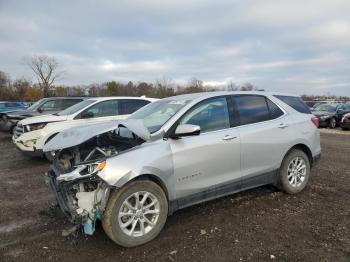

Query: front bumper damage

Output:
[47, 166, 111, 235]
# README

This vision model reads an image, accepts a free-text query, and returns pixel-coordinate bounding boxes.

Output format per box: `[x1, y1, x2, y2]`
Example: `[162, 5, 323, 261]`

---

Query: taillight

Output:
[311, 117, 319, 128]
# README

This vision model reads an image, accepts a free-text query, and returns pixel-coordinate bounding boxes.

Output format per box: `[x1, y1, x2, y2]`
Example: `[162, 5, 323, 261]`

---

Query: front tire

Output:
[102, 180, 168, 247]
[329, 117, 336, 129]
[278, 149, 310, 194]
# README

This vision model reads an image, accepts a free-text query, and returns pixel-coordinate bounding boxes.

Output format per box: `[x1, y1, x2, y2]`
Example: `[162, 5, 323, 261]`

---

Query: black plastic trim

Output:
[169, 170, 278, 214]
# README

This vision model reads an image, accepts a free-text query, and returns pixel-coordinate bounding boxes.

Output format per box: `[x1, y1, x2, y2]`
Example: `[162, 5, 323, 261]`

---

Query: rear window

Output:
[274, 95, 311, 114]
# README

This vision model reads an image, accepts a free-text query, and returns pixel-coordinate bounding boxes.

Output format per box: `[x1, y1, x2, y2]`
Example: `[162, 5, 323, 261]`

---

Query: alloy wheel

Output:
[287, 157, 307, 188]
[118, 191, 160, 237]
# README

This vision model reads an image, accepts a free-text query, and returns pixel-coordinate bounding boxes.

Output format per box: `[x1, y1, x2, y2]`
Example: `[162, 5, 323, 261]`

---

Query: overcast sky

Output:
[1, 0, 350, 95]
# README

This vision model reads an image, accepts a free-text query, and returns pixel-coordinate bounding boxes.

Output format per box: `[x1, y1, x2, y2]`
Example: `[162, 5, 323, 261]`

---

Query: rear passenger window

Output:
[119, 99, 150, 115]
[233, 95, 270, 125]
[274, 95, 311, 114]
[267, 99, 284, 119]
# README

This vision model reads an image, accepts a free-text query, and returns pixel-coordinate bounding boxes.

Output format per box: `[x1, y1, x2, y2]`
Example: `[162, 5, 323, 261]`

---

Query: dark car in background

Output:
[0, 97, 86, 133]
[304, 101, 318, 109]
[312, 103, 350, 128]
[0, 101, 28, 112]
[340, 112, 350, 130]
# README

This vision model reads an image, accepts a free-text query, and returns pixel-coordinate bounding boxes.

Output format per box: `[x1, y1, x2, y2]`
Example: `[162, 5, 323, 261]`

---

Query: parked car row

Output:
[11, 96, 157, 160]
[1, 92, 321, 247]
[310, 102, 350, 129]
[0, 97, 86, 133]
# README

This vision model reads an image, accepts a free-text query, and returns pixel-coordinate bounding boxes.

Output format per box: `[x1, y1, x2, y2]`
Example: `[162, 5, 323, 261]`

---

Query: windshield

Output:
[27, 99, 45, 111]
[314, 104, 336, 112]
[128, 99, 191, 133]
[57, 100, 96, 116]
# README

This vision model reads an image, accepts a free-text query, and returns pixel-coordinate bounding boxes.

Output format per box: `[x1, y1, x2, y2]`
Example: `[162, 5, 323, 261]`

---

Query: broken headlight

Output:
[78, 161, 106, 176]
[56, 161, 106, 182]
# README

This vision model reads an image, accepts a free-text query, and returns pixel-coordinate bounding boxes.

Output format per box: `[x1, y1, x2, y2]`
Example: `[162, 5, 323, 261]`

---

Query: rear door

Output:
[232, 95, 292, 187]
[170, 96, 241, 206]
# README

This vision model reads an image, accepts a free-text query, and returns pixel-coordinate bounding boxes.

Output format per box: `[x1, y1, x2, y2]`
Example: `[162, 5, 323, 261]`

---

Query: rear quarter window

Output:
[266, 99, 284, 119]
[274, 95, 311, 114]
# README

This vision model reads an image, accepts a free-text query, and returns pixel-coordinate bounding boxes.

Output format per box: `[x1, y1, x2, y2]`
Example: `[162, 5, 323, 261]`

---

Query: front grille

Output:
[13, 124, 25, 139]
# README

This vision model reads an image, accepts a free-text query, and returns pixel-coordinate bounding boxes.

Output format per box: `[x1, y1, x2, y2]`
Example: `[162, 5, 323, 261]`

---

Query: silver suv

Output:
[45, 91, 321, 247]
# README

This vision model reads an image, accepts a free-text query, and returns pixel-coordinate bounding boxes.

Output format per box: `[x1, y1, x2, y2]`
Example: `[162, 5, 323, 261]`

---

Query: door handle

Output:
[222, 135, 237, 141]
[278, 123, 288, 128]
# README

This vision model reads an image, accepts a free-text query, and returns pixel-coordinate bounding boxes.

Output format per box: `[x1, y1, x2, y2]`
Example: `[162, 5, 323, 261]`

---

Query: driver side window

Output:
[180, 97, 230, 133]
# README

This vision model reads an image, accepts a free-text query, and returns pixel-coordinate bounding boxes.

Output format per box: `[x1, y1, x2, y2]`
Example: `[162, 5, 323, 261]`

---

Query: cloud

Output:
[0, 0, 349, 95]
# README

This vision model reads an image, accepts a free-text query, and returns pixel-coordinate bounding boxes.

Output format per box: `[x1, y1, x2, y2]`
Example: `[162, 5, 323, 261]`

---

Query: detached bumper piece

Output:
[47, 167, 110, 235]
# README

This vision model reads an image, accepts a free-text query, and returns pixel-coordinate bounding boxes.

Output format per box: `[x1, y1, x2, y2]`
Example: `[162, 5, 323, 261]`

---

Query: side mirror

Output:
[81, 111, 94, 119]
[37, 108, 43, 113]
[172, 124, 200, 138]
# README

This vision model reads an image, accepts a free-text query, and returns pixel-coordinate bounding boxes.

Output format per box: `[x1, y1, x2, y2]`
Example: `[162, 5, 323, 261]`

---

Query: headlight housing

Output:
[26, 123, 47, 132]
[56, 160, 107, 182]
[78, 161, 107, 176]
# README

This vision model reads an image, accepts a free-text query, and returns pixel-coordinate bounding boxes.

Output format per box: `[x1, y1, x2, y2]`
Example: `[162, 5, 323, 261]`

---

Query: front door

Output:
[169, 96, 241, 207]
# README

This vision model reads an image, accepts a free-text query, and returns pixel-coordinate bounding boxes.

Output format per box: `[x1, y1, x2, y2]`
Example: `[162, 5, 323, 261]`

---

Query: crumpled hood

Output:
[20, 114, 68, 125]
[43, 119, 153, 152]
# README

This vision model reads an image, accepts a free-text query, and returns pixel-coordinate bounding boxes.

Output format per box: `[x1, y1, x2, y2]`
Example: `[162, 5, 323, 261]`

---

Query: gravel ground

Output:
[0, 131, 349, 262]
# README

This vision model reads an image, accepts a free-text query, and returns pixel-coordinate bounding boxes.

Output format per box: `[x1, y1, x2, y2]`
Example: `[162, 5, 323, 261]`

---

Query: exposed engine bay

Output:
[53, 127, 145, 174]
[47, 126, 146, 235]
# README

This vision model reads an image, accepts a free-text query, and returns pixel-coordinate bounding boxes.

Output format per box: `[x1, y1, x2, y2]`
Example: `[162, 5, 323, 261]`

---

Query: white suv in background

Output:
[12, 96, 157, 159]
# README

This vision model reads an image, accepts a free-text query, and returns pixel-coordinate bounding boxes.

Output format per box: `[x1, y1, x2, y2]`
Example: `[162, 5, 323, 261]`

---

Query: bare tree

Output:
[25, 55, 63, 97]
[227, 80, 239, 91]
[240, 82, 255, 91]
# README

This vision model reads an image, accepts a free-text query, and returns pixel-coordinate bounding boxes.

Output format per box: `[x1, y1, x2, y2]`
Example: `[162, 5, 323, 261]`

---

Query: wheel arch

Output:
[113, 173, 170, 202]
[283, 143, 313, 167]
[109, 173, 171, 215]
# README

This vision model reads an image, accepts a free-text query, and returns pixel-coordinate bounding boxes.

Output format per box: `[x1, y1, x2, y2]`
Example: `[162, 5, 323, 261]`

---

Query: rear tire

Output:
[278, 149, 310, 194]
[102, 180, 168, 247]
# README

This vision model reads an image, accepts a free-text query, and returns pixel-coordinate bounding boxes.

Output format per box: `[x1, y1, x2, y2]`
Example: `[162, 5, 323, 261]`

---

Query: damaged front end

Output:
[48, 168, 109, 235]
[46, 120, 148, 235]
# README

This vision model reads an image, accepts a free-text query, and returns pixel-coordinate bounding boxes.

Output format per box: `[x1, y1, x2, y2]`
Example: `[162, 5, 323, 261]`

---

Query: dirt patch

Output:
[0, 132, 349, 262]
[320, 128, 350, 135]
